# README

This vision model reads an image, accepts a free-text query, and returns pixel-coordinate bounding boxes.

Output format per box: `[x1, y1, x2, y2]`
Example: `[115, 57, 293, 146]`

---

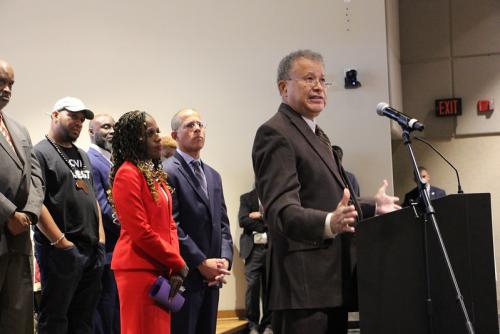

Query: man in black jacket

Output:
[239, 188, 272, 334]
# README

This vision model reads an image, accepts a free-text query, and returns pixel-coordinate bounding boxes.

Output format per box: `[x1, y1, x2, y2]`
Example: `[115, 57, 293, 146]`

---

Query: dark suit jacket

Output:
[0, 113, 44, 256]
[164, 152, 233, 290]
[402, 185, 446, 207]
[252, 103, 375, 310]
[87, 147, 120, 260]
[238, 189, 266, 260]
[345, 171, 360, 197]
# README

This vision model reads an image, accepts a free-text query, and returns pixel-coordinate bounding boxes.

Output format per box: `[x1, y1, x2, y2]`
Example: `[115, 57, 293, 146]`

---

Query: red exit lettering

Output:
[435, 98, 462, 117]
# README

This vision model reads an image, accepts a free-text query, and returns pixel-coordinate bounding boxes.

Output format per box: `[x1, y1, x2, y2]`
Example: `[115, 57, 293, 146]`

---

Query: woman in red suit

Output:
[109, 110, 188, 334]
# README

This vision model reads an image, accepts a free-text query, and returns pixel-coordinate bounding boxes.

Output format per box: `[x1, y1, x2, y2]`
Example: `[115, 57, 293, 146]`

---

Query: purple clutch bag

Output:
[149, 276, 185, 312]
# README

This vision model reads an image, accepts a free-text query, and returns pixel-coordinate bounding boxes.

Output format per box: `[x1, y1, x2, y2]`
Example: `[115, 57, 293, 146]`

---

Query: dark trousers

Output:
[0, 253, 33, 334]
[171, 284, 219, 334]
[244, 244, 271, 330]
[35, 243, 104, 334]
[272, 308, 348, 334]
[93, 261, 120, 334]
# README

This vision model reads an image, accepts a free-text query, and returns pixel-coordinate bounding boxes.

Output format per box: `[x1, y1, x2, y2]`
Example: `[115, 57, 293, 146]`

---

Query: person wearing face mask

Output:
[402, 166, 446, 207]
[87, 114, 121, 334]
[0, 59, 44, 334]
[110, 110, 188, 334]
[34, 96, 105, 334]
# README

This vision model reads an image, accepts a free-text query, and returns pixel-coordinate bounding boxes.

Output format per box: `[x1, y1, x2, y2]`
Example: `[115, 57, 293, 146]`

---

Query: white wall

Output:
[1, 0, 394, 311]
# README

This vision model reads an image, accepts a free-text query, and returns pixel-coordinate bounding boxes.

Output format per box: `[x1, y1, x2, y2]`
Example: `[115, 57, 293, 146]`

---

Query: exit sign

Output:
[435, 98, 462, 117]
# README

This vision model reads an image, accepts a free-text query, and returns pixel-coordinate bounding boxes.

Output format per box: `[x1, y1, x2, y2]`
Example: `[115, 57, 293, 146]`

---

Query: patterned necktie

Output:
[191, 160, 208, 197]
[315, 125, 331, 148]
[0, 113, 16, 153]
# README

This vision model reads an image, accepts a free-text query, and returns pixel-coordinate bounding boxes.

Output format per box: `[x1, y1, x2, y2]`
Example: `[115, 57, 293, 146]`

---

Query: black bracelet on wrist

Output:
[22, 212, 37, 225]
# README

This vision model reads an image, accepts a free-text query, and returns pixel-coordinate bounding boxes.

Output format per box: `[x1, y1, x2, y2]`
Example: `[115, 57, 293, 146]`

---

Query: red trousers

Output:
[115, 270, 171, 334]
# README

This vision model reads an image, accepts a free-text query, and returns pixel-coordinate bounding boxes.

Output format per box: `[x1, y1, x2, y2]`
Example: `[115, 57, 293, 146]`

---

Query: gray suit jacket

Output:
[252, 103, 374, 310]
[0, 113, 44, 256]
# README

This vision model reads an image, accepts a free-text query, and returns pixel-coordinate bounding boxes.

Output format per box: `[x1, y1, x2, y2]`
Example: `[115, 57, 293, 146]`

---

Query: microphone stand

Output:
[414, 137, 464, 194]
[401, 129, 474, 334]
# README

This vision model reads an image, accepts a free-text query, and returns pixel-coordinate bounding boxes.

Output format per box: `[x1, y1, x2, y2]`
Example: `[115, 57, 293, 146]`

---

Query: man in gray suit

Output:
[252, 50, 400, 334]
[0, 59, 44, 334]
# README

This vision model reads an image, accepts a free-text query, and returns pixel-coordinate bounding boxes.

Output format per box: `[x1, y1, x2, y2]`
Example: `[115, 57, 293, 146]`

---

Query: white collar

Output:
[301, 116, 316, 133]
[176, 148, 201, 166]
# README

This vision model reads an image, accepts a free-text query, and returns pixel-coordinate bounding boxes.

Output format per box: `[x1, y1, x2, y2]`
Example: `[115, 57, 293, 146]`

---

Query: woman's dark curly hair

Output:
[109, 110, 168, 204]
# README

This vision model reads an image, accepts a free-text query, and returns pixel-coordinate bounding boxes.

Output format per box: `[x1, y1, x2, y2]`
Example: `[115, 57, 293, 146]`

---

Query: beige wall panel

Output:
[401, 61, 455, 138]
[386, 0, 405, 139]
[387, 0, 403, 110]
[400, 0, 451, 62]
[455, 55, 500, 135]
[452, 0, 500, 56]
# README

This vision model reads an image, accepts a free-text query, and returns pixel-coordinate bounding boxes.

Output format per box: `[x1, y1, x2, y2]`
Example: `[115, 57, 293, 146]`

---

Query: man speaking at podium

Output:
[252, 50, 401, 334]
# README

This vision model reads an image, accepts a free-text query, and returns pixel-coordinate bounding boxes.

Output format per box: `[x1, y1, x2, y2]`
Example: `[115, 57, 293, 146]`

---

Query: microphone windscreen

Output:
[376, 102, 389, 115]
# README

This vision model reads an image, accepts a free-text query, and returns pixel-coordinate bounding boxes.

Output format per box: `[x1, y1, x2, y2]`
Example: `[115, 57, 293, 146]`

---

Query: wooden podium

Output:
[357, 193, 498, 334]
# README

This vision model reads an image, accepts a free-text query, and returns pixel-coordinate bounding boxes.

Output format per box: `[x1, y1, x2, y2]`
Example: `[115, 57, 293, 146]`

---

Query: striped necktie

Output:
[0, 113, 16, 153]
[315, 125, 331, 148]
[191, 160, 208, 197]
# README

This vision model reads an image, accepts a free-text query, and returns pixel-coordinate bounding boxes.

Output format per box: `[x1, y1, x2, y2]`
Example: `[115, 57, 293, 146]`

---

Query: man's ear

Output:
[171, 130, 178, 141]
[278, 80, 288, 98]
[51, 111, 60, 122]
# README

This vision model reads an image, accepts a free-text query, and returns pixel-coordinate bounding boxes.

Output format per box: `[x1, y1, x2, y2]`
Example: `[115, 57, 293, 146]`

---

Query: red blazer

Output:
[111, 161, 185, 275]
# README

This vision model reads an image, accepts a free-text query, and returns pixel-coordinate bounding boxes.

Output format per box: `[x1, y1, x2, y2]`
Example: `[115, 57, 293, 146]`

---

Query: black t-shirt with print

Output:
[34, 139, 99, 249]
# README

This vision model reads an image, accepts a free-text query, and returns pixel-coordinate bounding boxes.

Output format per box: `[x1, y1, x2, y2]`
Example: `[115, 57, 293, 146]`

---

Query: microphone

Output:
[376, 102, 424, 131]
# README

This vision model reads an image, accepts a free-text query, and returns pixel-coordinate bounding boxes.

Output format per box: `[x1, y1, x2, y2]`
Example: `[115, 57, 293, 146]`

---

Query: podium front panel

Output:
[357, 193, 498, 334]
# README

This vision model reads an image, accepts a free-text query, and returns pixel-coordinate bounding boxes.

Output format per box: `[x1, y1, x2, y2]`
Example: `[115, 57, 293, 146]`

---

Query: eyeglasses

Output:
[288, 76, 333, 88]
[183, 120, 206, 130]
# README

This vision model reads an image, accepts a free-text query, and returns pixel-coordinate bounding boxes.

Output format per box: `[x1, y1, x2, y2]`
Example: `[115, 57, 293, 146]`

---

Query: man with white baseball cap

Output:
[53, 96, 95, 120]
[33, 96, 105, 334]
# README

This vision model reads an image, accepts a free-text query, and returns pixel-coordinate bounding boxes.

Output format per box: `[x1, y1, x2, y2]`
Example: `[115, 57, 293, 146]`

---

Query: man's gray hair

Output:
[276, 50, 324, 84]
